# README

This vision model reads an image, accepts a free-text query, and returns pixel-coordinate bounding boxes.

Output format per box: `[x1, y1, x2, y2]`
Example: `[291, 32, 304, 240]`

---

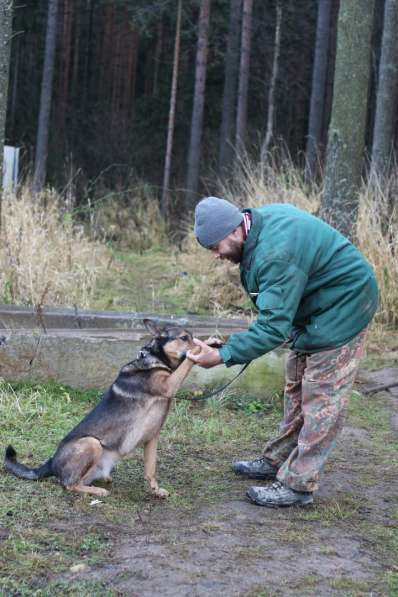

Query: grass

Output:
[0, 378, 281, 593]
[4, 161, 397, 330]
[0, 188, 108, 308]
[1, 375, 397, 595]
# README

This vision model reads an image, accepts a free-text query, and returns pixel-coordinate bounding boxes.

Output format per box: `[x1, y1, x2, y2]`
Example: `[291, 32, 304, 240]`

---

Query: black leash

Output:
[180, 361, 251, 401]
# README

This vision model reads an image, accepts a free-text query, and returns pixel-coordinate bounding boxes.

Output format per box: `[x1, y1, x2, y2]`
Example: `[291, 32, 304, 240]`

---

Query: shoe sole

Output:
[246, 491, 313, 508]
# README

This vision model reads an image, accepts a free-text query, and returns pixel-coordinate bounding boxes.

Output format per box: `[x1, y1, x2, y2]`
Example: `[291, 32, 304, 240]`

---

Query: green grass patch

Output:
[0, 379, 281, 592]
[1, 373, 397, 594]
[92, 248, 200, 314]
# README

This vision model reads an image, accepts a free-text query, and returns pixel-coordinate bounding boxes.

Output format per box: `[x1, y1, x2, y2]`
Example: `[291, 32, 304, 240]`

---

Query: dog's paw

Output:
[95, 487, 110, 497]
[154, 487, 169, 499]
[205, 336, 223, 348]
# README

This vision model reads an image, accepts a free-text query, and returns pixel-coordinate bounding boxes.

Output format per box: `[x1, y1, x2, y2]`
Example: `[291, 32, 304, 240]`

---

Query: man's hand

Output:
[186, 338, 223, 369]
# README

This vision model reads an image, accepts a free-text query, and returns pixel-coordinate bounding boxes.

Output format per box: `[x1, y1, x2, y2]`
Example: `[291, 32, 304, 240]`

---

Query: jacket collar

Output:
[240, 208, 261, 270]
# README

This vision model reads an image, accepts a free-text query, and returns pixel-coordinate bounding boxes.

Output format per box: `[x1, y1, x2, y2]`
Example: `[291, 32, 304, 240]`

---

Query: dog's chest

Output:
[119, 397, 169, 456]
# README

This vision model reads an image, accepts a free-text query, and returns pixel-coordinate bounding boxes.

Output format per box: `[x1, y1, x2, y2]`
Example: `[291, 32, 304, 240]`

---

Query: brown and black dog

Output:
[4, 319, 199, 498]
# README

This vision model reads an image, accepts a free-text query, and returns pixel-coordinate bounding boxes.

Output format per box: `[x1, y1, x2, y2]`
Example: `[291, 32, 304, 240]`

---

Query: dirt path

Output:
[53, 376, 398, 597]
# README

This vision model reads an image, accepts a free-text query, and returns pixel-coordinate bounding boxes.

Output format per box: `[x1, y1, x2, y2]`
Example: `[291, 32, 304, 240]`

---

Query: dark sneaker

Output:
[232, 457, 278, 479]
[246, 481, 313, 507]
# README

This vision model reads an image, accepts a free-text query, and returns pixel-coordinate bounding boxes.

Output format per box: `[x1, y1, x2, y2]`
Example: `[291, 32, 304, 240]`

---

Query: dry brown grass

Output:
[0, 187, 109, 307]
[179, 156, 398, 328]
[88, 182, 168, 251]
[357, 178, 398, 328]
[220, 152, 320, 212]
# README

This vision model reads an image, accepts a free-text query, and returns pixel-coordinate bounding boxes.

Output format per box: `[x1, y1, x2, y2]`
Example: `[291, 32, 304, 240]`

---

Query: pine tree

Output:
[218, 0, 241, 176]
[186, 0, 211, 206]
[305, 0, 333, 182]
[0, 0, 13, 197]
[235, 0, 253, 151]
[371, 0, 398, 179]
[320, 0, 375, 239]
[32, 0, 59, 193]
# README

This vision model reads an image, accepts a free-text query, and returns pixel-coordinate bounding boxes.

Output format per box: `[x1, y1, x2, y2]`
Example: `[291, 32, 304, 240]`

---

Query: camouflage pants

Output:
[263, 328, 368, 492]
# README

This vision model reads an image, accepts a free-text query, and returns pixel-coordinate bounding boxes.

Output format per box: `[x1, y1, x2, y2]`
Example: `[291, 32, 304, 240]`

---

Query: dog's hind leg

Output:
[144, 435, 169, 498]
[57, 437, 110, 497]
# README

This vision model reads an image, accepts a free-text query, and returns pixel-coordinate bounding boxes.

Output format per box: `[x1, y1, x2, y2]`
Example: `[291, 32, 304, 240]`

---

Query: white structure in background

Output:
[2, 145, 20, 192]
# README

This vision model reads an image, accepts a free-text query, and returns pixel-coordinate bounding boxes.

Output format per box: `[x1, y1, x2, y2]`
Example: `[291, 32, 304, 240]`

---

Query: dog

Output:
[4, 319, 199, 499]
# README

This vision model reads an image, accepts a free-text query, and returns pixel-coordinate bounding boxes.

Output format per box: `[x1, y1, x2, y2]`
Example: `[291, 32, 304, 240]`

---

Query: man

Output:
[187, 197, 378, 507]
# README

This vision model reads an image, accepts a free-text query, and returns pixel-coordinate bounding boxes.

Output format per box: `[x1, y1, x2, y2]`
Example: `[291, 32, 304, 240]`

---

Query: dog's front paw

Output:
[154, 487, 169, 499]
[205, 336, 223, 348]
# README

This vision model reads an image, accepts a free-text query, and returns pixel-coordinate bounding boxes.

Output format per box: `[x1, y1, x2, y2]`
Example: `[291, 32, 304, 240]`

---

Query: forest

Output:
[0, 0, 396, 229]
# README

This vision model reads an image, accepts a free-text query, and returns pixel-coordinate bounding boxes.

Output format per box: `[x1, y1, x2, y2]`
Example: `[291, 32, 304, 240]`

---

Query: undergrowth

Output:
[0, 188, 108, 307]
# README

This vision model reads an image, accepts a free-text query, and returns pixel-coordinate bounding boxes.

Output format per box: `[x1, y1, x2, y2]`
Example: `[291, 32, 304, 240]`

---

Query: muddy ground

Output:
[35, 369, 397, 597]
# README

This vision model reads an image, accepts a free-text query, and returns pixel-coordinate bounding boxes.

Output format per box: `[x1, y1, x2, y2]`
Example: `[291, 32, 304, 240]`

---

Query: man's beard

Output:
[223, 239, 243, 263]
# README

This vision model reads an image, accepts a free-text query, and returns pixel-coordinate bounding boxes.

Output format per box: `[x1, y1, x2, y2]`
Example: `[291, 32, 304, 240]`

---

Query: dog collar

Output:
[132, 349, 172, 373]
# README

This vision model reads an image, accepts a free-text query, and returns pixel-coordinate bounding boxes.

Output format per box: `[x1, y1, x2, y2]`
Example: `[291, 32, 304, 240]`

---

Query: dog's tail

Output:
[4, 445, 53, 480]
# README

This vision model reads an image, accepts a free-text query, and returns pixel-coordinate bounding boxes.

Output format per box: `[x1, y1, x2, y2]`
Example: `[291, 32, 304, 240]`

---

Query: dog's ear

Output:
[143, 319, 162, 337]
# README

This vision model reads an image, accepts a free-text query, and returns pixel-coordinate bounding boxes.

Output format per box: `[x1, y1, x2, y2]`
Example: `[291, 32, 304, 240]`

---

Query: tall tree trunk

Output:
[57, 0, 73, 136]
[261, 0, 282, 160]
[320, 0, 375, 240]
[82, 0, 94, 112]
[0, 0, 13, 199]
[371, 0, 398, 178]
[161, 0, 182, 218]
[111, 12, 122, 125]
[8, 24, 18, 136]
[152, 20, 163, 97]
[235, 0, 253, 152]
[185, 0, 211, 207]
[305, 0, 333, 182]
[100, 3, 114, 106]
[32, 0, 59, 194]
[218, 0, 241, 176]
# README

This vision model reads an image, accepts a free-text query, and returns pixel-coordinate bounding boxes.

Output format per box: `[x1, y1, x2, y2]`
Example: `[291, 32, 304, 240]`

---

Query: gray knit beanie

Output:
[194, 197, 243, 248]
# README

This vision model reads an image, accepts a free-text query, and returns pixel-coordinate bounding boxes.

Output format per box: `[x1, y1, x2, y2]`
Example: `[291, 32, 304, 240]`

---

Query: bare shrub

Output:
[88, 182, 168, 251]
[357, 178, 398, 328]
[0, 187, 109, 307]
[220, 152, 320, 212]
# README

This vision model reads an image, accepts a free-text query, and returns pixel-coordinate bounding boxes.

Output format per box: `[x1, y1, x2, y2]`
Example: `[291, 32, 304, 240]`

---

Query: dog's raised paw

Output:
[205, 336, 223, 347]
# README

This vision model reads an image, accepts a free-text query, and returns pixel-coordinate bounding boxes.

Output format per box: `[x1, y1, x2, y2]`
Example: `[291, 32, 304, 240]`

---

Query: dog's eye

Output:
[179, 335, 189, 341]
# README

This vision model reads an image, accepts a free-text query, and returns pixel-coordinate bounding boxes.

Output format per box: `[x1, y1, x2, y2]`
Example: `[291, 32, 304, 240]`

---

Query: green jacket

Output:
[218, 204, 379, 366]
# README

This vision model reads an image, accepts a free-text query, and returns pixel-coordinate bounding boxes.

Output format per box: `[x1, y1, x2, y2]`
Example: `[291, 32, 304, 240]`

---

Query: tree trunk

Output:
[235, 0, 253, 152]
[8, 24, 18, 136]
[152, 20, 163, 97]
[371, 0, 398, 178]
[161, 0, 183, 218]
[0, 0, 13, 196]
[185, 0, 211, 207]
[261, 0, 282, 160]
[305, 0, 333, 182]
[82, 0, 95, 112]
[218, 0, 241, 176]
[57, 0, 73, 136]
[32, 0, 59, 194]
[320, 0, 375, 240]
